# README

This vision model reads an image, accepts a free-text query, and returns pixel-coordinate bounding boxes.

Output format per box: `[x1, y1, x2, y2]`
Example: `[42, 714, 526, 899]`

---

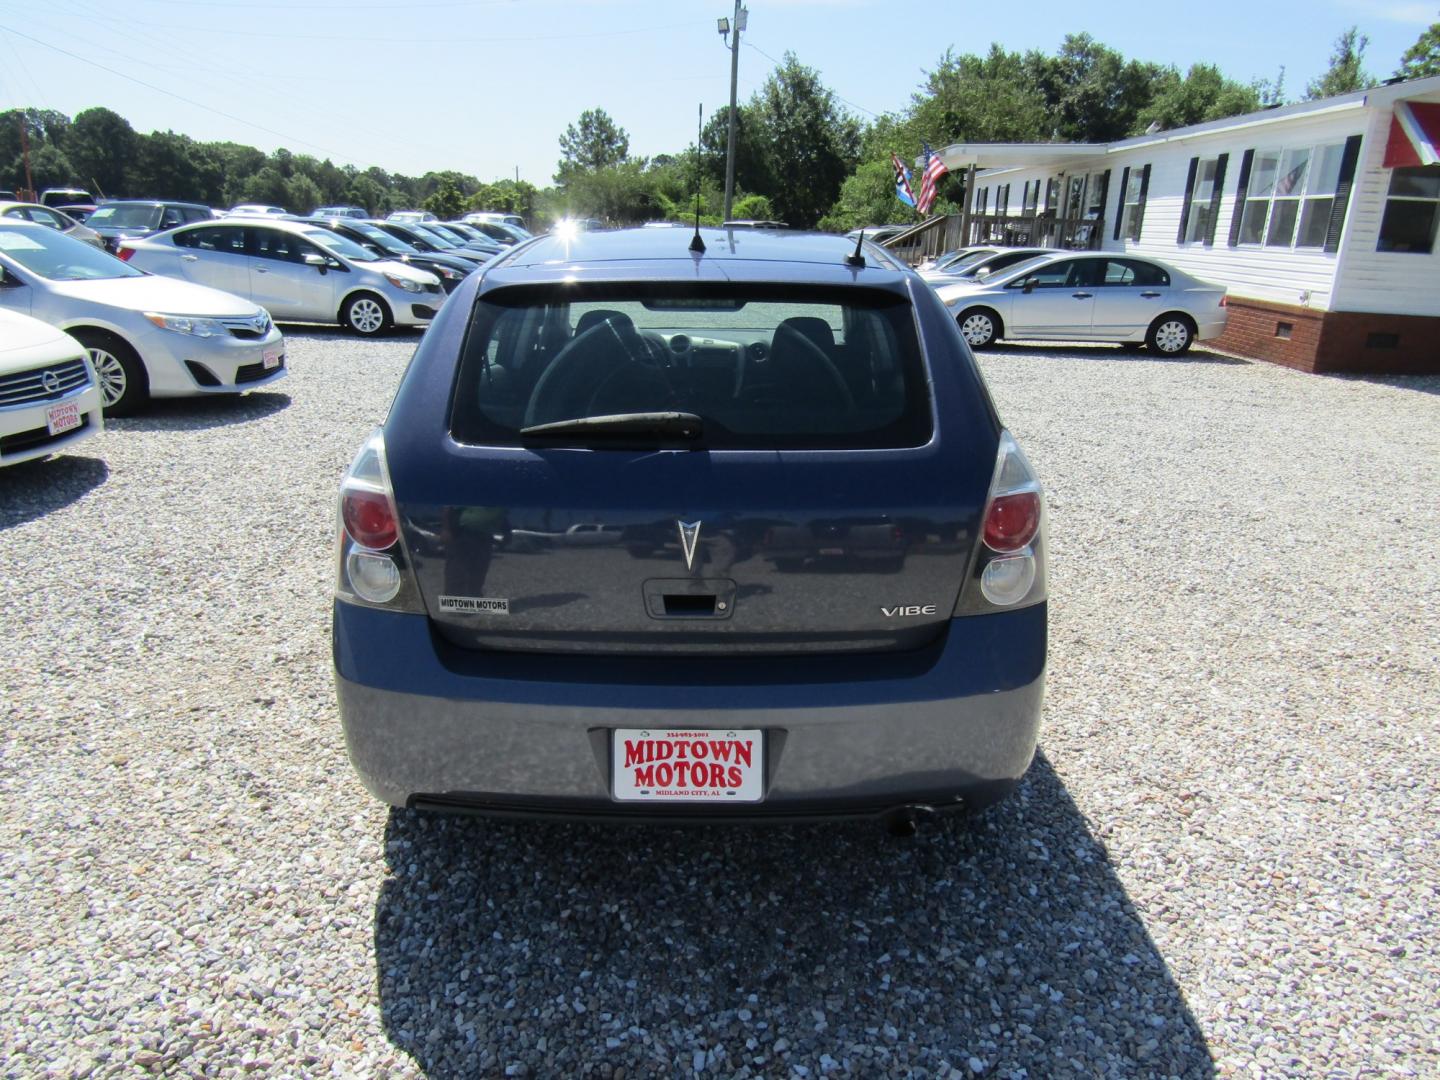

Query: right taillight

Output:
[959, 430, 1046, 612]
[116, 245, 135, 261]
[334, 427, 423, 611]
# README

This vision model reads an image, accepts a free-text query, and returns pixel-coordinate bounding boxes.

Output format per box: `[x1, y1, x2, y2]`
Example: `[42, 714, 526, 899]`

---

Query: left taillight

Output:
[335, 427, 424, 612]
[116, 245, 135, 261]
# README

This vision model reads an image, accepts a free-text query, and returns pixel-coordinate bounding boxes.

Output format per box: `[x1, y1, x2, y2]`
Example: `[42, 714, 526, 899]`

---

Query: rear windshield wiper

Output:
[519, 411, 705, 443]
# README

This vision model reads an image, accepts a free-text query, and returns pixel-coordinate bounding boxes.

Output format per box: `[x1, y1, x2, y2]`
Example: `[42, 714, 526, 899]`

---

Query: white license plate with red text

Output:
[612, 728, 764, 802]
[262, 347, 282, 370]
[46, 401, 81, 436]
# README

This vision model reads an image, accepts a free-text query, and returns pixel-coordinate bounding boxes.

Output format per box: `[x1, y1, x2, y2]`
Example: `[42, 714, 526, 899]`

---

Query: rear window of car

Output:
[449, 282, 932, 450]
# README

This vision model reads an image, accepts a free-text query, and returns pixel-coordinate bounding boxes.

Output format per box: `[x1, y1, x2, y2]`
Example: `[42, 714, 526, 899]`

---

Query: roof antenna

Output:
[846, 229, 865, 267]
[690, 102, 706, 254]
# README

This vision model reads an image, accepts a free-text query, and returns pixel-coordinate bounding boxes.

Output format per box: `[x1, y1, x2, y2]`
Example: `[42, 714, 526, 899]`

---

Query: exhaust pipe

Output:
[882, 804, 939, 838]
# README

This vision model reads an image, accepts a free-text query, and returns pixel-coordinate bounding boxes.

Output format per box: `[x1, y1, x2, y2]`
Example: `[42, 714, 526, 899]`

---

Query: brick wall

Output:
[1215, 299, 1327, 372]
[1214, 298, 1440, 375]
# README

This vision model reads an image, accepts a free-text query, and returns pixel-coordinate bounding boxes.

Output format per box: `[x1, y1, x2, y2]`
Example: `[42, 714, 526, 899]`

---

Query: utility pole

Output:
[19, 114, 34, 201]
[718, 2, 747, 222]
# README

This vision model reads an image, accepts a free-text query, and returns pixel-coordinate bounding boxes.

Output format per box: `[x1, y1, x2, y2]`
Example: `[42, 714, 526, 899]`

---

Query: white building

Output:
[928, 75, 1440, 374]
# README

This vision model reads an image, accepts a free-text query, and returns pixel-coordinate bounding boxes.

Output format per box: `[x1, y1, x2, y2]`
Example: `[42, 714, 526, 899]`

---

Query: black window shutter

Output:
[1177, 157, 1200, 243]
[1204, 153, 1229, 247]
[1324, 134, 1363, 254]
[1113, 167, 1131, 240]
[1022, 180, 1030, 210]
[1228, 149, 1255, 247]
[1131, 164, 1152, 241]
[1095, 168, 1111, 216]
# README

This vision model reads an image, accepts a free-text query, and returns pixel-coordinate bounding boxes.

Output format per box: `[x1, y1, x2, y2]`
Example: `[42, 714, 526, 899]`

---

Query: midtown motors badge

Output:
[438, 595, 509, 614]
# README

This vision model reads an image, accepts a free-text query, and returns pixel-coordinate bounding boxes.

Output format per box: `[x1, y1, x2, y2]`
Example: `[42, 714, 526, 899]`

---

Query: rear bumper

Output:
[332, 601, 1046, 818]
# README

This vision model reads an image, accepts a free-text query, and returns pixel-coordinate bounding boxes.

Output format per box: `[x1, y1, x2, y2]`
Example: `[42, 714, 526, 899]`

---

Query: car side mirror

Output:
[303, 252, 327, 268]
[1020, 280, 1036, 294]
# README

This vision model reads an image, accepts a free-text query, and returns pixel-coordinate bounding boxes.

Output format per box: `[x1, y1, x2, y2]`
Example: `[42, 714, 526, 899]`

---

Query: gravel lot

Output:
[2, 328, 1437, 1079]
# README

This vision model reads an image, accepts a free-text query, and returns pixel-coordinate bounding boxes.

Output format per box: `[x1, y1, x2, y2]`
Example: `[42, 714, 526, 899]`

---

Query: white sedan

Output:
[0, 309, 103, 467]
[0, 220, 285, 415]
[934, 252, 1228, 355]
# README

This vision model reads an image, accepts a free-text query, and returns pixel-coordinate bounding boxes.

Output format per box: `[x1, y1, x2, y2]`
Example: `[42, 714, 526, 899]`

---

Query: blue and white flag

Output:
[891, 152, 916, 208]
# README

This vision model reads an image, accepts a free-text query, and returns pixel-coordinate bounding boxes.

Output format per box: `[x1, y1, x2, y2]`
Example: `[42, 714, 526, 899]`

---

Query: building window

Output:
[1183, 158, 1221, 243]
[1237, 143, 1344, 248]
[1376, 165, 1440, 254]
[997, 183, 1010, 215]
[1121, 169, 1146, 240]
[1023, 181, 1038, 214]
[976, 186, 989, 214]
[1044, 177, 1059, 213]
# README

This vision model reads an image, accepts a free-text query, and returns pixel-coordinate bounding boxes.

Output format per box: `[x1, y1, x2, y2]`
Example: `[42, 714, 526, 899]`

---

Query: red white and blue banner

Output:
[916, 143, 949, 215]
[1384, 100, 1440, 169]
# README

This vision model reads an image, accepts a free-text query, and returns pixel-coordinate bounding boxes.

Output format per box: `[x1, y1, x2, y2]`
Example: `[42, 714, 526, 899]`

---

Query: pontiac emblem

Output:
[677, 520, 701, 570]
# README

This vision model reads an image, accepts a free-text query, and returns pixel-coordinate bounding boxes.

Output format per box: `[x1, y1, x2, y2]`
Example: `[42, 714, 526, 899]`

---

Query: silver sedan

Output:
[0, 201, 103, 249]
[934, 252, 1228, 355]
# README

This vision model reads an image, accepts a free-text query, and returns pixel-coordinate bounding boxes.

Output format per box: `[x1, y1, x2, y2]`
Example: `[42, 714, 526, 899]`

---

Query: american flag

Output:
[916, 143, 949, 215]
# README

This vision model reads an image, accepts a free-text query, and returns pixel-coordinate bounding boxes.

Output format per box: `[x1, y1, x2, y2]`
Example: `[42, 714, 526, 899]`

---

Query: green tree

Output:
[66, 107, 137, 198]
[700, 104, 771, 196]
[285, 174, 323, 214]
[730, 193, 774, 220]
[1137, 64, 1261, 133]
[907, 46, 1050, 147]
[240, 165, 290, 208]
[1396, 16, 1440, 79]
[819, 159, 922, 232]
[556, 108, 630, 183]
[422, 177, 466, 219]
[751, 52, 860, 228]
[129, 131, 214, 201]
[1306, 27, 1374, 99]
[466, 179, 539, 221]
[1025, 34, 1164, 142]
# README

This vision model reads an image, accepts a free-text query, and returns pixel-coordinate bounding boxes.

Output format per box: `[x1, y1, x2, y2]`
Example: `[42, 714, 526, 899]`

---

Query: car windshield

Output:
[87, 204, 163, 229]
[302, 228, 379, 262]
[0, 226, 141, 280]
[450, 282, 932, 450]
[348, 223, 415, 255]
[413, 225, 460, 249]
[963, 253, 1047, 279]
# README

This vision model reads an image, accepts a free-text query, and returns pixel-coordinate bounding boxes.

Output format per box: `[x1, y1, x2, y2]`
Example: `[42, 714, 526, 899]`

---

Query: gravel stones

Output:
[1, 333, 1436, 1077]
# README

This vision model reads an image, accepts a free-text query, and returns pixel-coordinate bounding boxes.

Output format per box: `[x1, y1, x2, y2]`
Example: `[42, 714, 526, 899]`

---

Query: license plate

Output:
[612, 728, 763, 802]
[262, 347, 281, 370]
[46, 401, 81, 436]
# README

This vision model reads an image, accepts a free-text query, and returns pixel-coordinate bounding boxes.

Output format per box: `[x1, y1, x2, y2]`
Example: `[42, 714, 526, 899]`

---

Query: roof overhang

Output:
[936, 143, 1103, 172]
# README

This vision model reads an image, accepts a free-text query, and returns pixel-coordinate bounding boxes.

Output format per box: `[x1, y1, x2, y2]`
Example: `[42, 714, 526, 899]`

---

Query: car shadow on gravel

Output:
[0, 453, 109, 529]
[276, 323, 426, 340]
[372, 753, 1214, 1078]
[106, 391, 291, 432]
[984, 342, 1247, 365]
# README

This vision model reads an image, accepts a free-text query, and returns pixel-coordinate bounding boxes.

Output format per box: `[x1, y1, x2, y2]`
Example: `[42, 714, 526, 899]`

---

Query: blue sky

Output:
[0, 0, 1433, 186]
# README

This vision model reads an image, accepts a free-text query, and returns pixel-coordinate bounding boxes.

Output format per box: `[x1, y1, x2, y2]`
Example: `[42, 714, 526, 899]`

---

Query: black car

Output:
[307, 217, 473, 293]
[371, 220, 494, 267]
[86, 200, 214, 251]
[418, 222, 504, 257]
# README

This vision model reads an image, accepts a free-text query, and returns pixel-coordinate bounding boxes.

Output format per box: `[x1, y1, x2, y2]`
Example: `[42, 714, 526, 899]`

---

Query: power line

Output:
[742, 39, 883, 119]
[0, 23, 373, 167]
